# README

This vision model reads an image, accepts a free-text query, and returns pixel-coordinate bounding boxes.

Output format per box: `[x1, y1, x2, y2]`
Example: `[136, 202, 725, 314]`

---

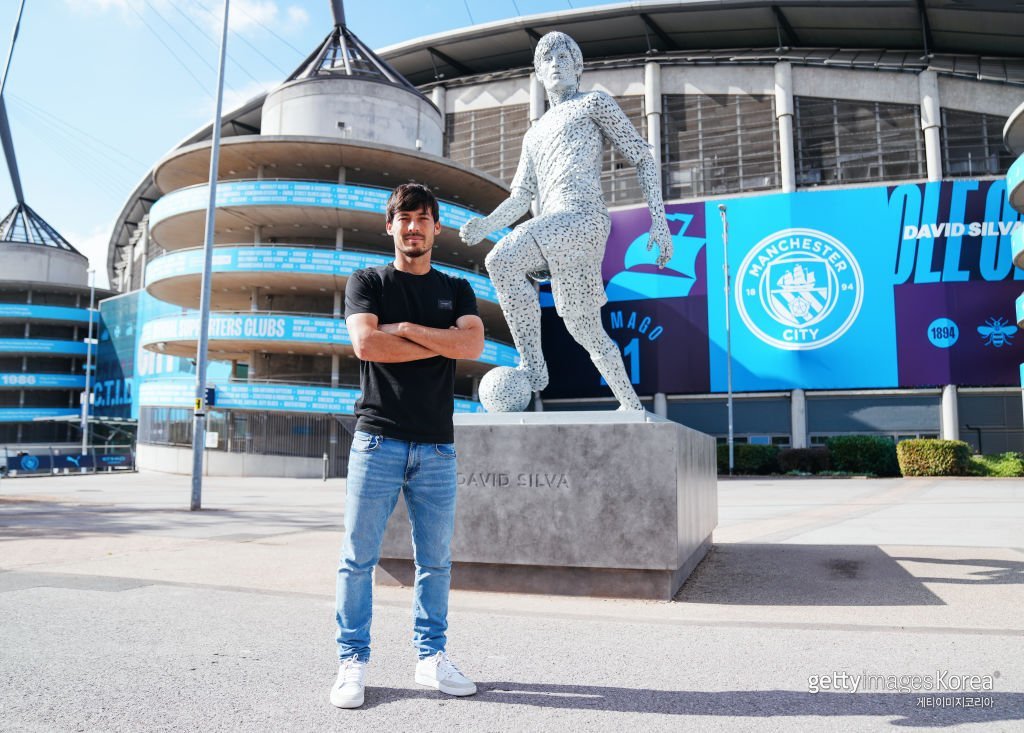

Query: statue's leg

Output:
[563, 309, 643, 411]
[484, 230, 550, 391]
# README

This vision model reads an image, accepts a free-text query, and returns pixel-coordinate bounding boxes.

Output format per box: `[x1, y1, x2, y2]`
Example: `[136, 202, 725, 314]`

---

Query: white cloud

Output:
[64, 0, 309, 35]
[219, 78, 275, 114]
[64, 0, 130, 11]
[63, 0, 133, 19]
[285, 6, 309, 29]
[199, 1, 310, 35]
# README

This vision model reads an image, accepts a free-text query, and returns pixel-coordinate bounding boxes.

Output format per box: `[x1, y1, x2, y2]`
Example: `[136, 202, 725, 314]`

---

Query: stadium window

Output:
[940, 109, 1014, 177]
[444, 104, 530, 186]
[794, 97, 924, 187]
[661, 93, 779, 200]
[599, 96, 647, 206]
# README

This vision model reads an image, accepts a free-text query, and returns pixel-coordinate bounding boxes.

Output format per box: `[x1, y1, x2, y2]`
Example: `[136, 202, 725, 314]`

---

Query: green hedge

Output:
[968, 452, 1024, 477]
[717, 444, 780, 475]
[777, 447, 831, 474]
[896, 439, 971, 476]
[826, 435, 900, 477]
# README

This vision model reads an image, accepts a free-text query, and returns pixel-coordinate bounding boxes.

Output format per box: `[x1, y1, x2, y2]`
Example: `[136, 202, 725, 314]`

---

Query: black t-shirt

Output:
[345, 264, 479, 443]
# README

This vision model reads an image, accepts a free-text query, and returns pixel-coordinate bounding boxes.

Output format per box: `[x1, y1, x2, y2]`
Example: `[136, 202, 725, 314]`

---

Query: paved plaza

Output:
[0, 471, 1022, 732]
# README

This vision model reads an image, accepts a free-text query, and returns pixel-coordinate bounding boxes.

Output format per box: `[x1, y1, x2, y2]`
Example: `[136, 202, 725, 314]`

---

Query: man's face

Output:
[536, 43, 578, 95]
[386, 206, 441, 259]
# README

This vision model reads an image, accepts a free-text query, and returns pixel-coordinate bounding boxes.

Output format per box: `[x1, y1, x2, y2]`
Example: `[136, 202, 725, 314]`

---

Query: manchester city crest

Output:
[735, 228, 863, 350]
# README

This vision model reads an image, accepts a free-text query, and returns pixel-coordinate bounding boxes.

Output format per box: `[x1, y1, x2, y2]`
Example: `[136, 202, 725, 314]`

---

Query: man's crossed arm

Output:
[347, 313, 485, 363]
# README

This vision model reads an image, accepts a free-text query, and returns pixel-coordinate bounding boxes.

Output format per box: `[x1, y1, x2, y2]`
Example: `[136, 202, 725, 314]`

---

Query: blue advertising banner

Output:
[99, 290, 493, 418]
[149, 181, 510, 243]
[96, 291, 232, 419]
[707, 187, 900, 391]
[541, 178, 1024, 398]
[0, 304, 93, 323]
[5, 452, 134, 472]
[0, 339, 88, 356]
[0, 373, 86, 389]
[0, 408, 78, 422]
[139, 379, 484, 414]
[145, 247, 499, 303]
[139, 313, 519, 367]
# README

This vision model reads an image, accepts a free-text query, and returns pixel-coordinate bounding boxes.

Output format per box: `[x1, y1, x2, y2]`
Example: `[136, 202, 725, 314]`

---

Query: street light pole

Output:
[81, 268, 95, 457]
[719, 204, 734, 475]
[190, 0, 230, 511]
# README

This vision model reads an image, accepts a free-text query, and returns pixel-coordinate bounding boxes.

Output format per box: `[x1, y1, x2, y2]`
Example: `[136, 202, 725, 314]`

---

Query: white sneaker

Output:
[415, 651, 477, 696]
[330, 656, 368, 708]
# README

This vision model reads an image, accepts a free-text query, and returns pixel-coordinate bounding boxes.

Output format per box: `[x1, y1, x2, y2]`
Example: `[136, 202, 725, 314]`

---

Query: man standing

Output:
[460, 31, 673, 411]
[332, 183, 484, 709]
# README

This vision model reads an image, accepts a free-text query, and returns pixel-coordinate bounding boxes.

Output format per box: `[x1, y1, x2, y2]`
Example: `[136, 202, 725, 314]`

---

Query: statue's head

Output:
[533, 31, 583, 93]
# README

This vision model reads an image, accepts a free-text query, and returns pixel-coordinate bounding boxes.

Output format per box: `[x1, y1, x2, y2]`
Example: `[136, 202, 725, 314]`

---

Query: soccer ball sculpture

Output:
[479, 366, 532, 413]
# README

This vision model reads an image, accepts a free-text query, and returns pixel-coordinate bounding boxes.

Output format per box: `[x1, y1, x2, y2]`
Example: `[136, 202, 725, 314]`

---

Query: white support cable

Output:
[8, 94, 148, 170]
[14, 122, 129, 201]
[167, 0, 278, 85]
[14, 112, 135, 190]
[125, 2, 216, 101]
[7, 100, 144, 181]
[190, 0, 304, 59]
[143, 0, 253, 96]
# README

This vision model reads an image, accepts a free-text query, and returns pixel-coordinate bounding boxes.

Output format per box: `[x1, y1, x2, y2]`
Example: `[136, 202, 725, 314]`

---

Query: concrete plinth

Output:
[378, 411, 718, 600]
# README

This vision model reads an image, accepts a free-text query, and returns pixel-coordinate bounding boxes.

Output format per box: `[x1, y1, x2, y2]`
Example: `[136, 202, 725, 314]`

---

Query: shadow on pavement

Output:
[362, 683, 1022, 726]
[0, 499, 340, 542]
[888, 556, 1024, 586]
[676, 544, 945, 606]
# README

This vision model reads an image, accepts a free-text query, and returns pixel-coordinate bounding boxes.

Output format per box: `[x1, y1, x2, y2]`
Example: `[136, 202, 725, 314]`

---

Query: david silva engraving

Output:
[457, 471, 571, 489]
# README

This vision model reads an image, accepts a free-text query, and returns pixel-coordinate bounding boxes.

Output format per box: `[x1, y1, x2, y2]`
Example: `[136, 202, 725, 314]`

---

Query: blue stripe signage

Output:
[145, 247, 498, 303]
[0, 408, 78, 422]
[149, 181, 510, 243]
[0, 304, 93, 322]
[140, 313, 519, 367]
[0, 339, 88, 355]
[139, 380, 484, 414]
[0, 373, 86, 388]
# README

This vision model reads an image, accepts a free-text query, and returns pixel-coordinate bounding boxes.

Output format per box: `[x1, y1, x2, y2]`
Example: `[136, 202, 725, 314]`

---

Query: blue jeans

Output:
[335, 430, 458, 662]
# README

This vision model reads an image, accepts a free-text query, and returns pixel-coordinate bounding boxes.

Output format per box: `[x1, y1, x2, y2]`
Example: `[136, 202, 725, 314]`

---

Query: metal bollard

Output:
[322, 452, 329, 481]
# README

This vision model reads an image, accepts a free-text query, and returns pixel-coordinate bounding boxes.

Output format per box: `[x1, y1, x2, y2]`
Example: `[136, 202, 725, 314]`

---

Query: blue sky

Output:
[0, 0, 620, 286]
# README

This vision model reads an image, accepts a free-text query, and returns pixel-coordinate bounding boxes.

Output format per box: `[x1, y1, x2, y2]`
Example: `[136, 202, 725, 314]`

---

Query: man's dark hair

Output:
[385, 183, 439, 224]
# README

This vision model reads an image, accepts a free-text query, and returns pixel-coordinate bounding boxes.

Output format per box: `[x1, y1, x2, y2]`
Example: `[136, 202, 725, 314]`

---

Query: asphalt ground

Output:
[1, 471, 1022, 732]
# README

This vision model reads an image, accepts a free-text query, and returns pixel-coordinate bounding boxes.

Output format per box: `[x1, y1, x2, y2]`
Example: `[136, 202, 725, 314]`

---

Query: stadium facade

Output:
[0, 204, 115, 460]
[102, 1, 1024, 475]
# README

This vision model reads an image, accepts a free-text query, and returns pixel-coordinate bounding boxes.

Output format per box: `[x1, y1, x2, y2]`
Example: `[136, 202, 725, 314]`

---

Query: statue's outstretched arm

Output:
[460, 148, 536, 246]
[592, 93, 673, 268]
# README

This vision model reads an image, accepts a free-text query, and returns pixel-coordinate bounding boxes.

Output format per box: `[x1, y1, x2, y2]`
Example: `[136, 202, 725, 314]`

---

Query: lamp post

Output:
[719, 204, 734, 475]
[190, 0, 231, 511]
[81, 268, 95, 457]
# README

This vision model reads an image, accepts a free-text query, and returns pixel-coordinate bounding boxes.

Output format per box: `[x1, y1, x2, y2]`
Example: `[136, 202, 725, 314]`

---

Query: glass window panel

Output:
[662, 93, 778, 200]
[601, 96, 647, 206]
[444, 104, 530, 185]
[796, 97, 923, 186]
[941, 108, 1014, 177]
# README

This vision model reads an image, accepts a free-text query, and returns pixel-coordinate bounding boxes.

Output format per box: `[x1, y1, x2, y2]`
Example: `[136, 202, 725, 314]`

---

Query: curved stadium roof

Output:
[107, 0, 1024, 286]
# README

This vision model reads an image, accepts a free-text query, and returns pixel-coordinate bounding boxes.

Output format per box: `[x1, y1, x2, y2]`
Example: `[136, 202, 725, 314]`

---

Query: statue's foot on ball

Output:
[519, 365, 549, 392]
